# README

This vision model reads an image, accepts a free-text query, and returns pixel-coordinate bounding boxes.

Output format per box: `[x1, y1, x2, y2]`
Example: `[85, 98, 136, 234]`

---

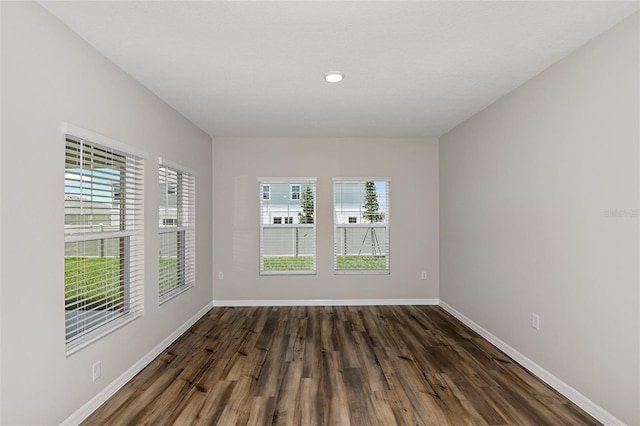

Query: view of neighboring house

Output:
[260, 182, 306, 224]
[334, 181, 389, 259]
[260, 182, 315, 260]
[159, 173, 179, 227]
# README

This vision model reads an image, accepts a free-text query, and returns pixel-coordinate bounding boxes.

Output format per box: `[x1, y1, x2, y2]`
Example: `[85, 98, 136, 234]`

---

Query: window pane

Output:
[260, 180, 316, 274]
[262, 227, 314, 271]
[65, 142, 126, 235]
[64, 136, 144, 354]
[159, 165, 179, 228]
[334, 180, 390, 273]
[159, 230, 185, 297]
[64, 239, 126, 343]
[159, 163, 195, 303]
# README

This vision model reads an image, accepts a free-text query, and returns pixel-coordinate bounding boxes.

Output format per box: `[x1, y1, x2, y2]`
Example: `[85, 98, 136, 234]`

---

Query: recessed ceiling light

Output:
[324, 71, 344, 83]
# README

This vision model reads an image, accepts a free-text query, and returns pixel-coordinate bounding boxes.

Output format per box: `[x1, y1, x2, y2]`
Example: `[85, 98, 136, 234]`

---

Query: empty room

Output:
[1, 1, 638, 425]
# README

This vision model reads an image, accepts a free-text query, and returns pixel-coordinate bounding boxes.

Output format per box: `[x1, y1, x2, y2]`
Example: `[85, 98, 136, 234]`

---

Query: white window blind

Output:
[159, 162, 195, 303]
[259, 178, 316, 275]
[64, 136, 144, 355]
[334, 179, 390, 274]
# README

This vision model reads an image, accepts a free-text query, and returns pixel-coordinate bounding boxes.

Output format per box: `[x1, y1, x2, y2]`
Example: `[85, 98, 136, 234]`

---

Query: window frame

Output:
[259, 178, 316, 275]
[333, 178, 391, 275]
[63, 124, 146, 356]
[159, 158, 196, 305]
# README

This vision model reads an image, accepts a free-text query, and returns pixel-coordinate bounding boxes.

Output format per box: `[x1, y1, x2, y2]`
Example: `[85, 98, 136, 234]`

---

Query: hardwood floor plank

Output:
[273, 360, 303, 425]
[82, 306, 601, 426]
[343, 367, 374, 425]
[215, 375, 254, 425]
[370, 390, 406, 426]
[254, 334, 289, 397]
[247, 396, 277, 425]
[299, 377, 323, 426]
[322, 350, 351, 425]
[192, 379, 235, 424]
[352, 330, 388, 392]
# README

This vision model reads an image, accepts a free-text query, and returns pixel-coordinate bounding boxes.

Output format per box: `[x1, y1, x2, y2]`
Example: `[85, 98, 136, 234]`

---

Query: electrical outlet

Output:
[218, 272, 224, 281]
[531, 313, 540, 330]
[92, 361, 101, 382]
[421, 271, 428, 280]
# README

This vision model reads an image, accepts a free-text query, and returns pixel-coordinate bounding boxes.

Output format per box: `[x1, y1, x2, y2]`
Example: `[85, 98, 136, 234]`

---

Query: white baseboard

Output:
[61, 301, 213, 426]
[439, 301, 623, 426]
[212, 298, 439, 307]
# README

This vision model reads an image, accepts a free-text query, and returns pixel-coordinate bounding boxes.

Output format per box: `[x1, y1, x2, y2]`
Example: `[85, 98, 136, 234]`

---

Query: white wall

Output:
[440, 13, 639, 425]
[212, 138, 438, 302]
[0, 3, 213, 424]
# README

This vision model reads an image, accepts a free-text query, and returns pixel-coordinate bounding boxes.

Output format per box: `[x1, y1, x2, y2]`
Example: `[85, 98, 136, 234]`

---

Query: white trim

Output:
[333, 177, 392, 182]
[260, 270, 317, 276]
[334, 270, 391, 275]
[159, 283, 193, 306]
[66, 313, 142, 357]
[212, 299, 438, 307]
[439, 301, 624, 426]
[62, 123, 148, 159]
[61, 302, 213, 426]
[159, 157, 196, 176]
[257, 177, 317, 183]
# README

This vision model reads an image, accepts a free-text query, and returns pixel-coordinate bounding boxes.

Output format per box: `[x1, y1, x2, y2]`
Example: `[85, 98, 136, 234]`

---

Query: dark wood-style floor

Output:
[83, 305, 599, 425]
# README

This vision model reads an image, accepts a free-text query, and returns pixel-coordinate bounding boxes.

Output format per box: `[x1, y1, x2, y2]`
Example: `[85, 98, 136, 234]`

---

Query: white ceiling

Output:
[40, 1, 639, 138]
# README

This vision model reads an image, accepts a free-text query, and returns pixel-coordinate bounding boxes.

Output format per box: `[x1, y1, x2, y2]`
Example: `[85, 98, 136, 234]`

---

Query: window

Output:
[262, 184, 270, 200]
[260, 178, 316, 274]
[291, 184, 301, 200]
[334, 179, 390, 274]
[159, 160, 196, 304]
[64, 132, 145, 354]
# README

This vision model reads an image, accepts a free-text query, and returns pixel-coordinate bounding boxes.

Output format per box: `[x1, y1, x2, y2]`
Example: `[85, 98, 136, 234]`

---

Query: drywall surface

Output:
[212, 138, 438, 302]
[440, 13, 639, 424]
[0, 2, 212, 423]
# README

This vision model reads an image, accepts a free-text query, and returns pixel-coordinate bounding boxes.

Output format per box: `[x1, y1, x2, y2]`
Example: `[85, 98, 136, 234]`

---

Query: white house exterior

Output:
[260, 182, 315, 258]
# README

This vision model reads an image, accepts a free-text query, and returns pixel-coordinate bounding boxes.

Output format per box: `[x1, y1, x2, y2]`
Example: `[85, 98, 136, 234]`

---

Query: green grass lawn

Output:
[336, 255, 387, 270]
[263, 255, 386, 271]
[66, 256, 183, 308]
[263, 256, 314, 271]
[67, 254, 385, 307]
[65, 257, 121, 310]
[159, 258, 178, 296]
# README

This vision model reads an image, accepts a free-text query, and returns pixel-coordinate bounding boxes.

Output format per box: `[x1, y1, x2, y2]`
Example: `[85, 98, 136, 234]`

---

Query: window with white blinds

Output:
[64, 135, 144, 355]
[334, 179, 390, 274]
[159, 161, 195, 303]
[259, 178, 316, 275]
